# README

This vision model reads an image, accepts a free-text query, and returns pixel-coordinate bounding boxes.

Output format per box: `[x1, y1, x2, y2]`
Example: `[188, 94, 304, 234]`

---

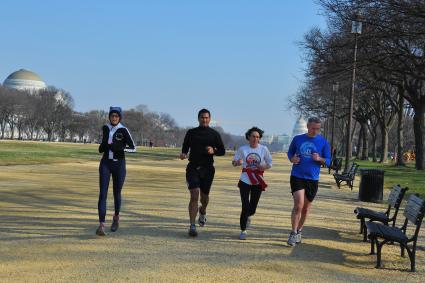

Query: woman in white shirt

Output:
[232, 127, 272, 240]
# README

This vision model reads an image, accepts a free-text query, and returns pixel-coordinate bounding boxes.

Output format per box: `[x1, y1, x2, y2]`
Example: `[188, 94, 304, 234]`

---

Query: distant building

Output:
[3, 69, 46, 92]
[264, 116, 308, 152]
[262, 134, 274, 144]
[292, 116, 307, 138]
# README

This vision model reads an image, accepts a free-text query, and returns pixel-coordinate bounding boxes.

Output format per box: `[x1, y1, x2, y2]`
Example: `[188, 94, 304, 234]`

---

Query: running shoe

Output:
[287, 232, 297, 246]
[198, 207, 207, 227]
[239, 230, 247, 240]
[188, 224, 198, 237]
[296, 230, 302, 244]
[111, 215, 119, 232]
[96, 224, 106, 236]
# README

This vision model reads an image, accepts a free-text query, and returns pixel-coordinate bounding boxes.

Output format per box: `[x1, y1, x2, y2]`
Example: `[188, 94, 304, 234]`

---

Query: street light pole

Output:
[345, 16, 362, 170]
[331, 82, 339, 154]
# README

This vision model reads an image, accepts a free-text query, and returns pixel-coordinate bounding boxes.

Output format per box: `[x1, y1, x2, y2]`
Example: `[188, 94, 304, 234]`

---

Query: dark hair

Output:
[198, 108, 211, 118]
[245, 127, 264, 140]
[307, 117, 321, 124]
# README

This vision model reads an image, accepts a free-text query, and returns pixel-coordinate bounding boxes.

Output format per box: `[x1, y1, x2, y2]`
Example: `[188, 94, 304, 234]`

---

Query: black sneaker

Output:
[111, 216, 119, 232]
[188, 224, 198, 237]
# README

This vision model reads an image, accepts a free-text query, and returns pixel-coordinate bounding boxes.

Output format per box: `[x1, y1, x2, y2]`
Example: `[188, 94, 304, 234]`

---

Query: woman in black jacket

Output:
[96, 106, 136, 236]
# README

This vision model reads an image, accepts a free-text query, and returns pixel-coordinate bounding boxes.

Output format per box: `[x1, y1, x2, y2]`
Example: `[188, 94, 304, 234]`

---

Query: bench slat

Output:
[404, 195, 425, 225]
[387, 185, 402, 207]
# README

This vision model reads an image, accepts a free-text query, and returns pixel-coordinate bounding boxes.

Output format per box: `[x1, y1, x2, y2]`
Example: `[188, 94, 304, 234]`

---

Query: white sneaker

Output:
[239, 230, 247, 240]
[287, 232, 297, 246]
[296, 230, 302, 244]
[198, 207, 207, 227]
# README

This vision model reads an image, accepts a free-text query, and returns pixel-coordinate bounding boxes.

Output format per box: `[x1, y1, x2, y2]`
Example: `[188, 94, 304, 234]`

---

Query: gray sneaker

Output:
[296, 230, 302, 244]
[287, 232, 297, 246]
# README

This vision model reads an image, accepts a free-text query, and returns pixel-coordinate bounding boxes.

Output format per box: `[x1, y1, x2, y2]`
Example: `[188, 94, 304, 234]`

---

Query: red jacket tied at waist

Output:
[242, 167, 268, 191]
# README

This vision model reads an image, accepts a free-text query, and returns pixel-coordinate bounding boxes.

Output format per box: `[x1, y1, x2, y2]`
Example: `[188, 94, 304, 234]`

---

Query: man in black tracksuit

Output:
[96, 106, 136, 236]
[180, 108, 225, 237]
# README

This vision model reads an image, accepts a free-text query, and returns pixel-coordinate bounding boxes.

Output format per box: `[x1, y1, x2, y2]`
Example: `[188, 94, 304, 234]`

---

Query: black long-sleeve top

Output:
[99, 123, 136, 160]
[181, 126, 225, 166]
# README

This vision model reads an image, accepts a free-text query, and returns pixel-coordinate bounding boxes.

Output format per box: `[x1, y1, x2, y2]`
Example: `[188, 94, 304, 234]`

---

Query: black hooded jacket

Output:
[99, 123, 136, 160]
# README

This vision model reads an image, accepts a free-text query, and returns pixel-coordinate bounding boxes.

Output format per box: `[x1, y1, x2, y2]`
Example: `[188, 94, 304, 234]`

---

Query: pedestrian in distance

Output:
[180, 108, 225, 237]
[232, 127, 272, 240]
[96, 107, 136, 236]
[286, 117, 330, 246]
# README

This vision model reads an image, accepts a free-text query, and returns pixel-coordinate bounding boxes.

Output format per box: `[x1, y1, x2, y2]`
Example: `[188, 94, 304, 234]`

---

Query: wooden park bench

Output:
[366, 194, 425, 272]
[333, 162, 359, 190]
[328, 157, 342, 174]
[354, 185, 408, 241]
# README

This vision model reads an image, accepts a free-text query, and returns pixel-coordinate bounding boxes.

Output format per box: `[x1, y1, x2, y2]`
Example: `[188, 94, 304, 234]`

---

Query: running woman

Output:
[96, 107, 136, 236]
[180, 109, 225, 237]
[232, 127, 272, 240]
[287, 117, 330, 246]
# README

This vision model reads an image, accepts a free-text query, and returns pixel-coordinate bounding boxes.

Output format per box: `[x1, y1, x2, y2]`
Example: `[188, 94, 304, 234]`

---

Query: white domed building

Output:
[3, 69, 46, 92]
[292, 116, 307, 137]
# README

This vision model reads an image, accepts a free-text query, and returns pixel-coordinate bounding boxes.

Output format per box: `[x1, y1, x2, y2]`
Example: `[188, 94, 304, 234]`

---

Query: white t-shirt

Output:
[233, 144, 273, 185]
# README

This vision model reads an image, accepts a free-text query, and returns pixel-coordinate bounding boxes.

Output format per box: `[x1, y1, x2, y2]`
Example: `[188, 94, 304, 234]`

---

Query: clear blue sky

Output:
[0, 0, 326, 136]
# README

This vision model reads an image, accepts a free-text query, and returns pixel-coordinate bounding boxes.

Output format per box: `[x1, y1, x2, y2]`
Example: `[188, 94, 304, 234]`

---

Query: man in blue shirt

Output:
[286, 117, 331, 246]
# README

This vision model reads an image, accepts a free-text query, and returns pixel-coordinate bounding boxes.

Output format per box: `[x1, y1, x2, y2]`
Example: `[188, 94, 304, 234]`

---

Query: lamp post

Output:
[331, 82, 339, 155]
[345, 15, 362, 170]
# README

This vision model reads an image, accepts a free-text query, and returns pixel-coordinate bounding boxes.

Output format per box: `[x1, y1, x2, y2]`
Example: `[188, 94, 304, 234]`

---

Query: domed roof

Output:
[292, 116, 307, 137]
[5, 69, 44, 81]
[3, 69, 46, 91]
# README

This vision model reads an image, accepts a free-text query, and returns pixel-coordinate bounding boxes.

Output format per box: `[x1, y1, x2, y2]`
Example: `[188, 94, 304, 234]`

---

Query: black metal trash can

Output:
[358, 169, 384, 203]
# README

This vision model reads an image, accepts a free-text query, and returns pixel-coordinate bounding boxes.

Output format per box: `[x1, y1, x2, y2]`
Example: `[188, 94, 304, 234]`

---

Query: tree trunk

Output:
[395, 92, 405, 166]
[413, 104, 425, 170]
[9, 124, 15, 139]
[361, 122, 368, 160]
[356, 126, 363, 159]
[0, 121, 5, 139]
[370, 126, 378, 162]
[47, 130, 53, 141]
[379, 123, 389, 163]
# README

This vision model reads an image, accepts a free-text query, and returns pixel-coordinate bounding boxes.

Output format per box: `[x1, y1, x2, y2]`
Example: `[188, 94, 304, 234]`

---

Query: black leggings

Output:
[238, 181, 262, 231]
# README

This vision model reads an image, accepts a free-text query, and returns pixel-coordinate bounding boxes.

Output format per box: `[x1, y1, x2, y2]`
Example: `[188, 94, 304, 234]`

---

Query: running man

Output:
[232, 127, 272, 240]
[96, 106, 136, 236]
[180, 109, 225, 237]
[287, 117, 330, 246]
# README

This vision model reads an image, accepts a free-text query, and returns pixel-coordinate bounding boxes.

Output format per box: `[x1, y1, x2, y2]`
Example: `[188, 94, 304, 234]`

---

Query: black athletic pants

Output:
[238, 181, 262, 231]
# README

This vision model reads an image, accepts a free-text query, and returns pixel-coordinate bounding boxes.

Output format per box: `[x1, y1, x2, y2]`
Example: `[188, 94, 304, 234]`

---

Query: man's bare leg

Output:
[291, 190, 305, 232]
[298, 196, 312, 231]
[199, 192, 209, 215]
[189, 188, 200, 224]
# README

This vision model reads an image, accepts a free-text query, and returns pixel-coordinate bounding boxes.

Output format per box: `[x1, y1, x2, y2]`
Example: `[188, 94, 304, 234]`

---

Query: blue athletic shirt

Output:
[287, 134, 331, 181]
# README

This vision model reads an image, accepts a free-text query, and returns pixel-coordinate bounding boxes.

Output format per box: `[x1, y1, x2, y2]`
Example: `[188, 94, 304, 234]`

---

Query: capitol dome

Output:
[3, 69, 47, 91]
[292, 116, 307, 137]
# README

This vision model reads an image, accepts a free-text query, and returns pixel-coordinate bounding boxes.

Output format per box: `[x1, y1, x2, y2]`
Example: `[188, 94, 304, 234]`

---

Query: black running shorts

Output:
[186, 163, 215, 195]
[290, 175, 319, 202]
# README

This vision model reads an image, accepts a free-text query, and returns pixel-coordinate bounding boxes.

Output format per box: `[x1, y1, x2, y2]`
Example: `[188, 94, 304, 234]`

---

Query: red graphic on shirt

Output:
[246, 153, 261, 169]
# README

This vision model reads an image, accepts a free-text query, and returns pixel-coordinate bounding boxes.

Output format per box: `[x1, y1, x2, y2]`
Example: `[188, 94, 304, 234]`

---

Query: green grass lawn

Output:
[2, 140, 425, 195]
[0, 140, 180, 165]
[347, 159, 425, 196]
